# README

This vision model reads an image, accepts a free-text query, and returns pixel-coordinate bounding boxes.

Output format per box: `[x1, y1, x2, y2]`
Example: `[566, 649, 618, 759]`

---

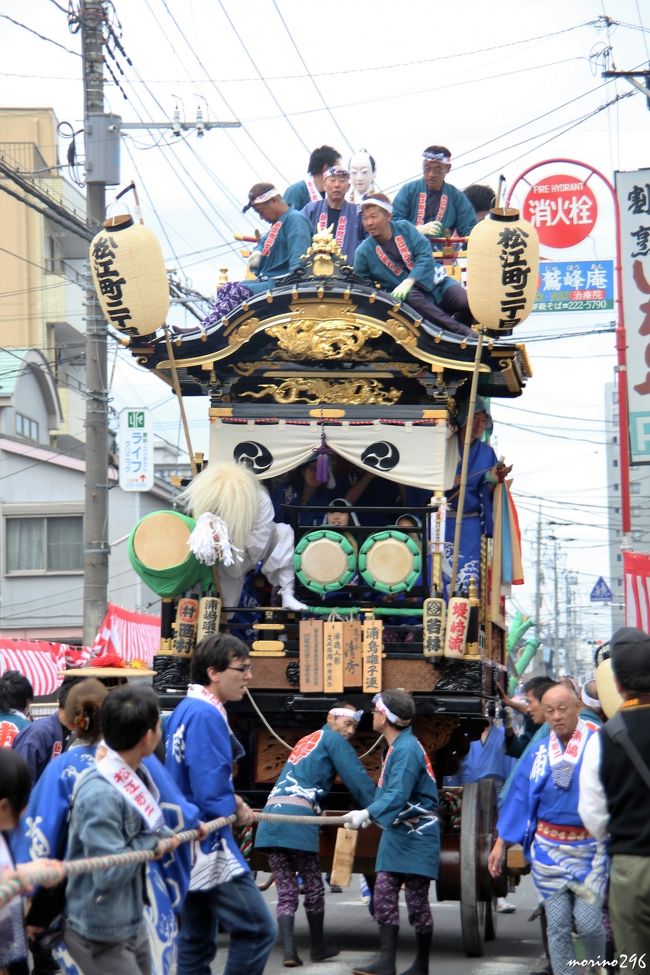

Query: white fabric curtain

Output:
[210, 418, 458, 492]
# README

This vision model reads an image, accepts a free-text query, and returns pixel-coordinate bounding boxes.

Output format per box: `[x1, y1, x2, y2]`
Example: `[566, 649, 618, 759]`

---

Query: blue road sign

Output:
[590, 576, 613, 603]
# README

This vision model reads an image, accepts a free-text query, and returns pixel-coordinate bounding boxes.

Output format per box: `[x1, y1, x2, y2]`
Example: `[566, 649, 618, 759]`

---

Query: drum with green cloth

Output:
[293, 529, 358, 594]
[358, 529, 421, 594]
[128, 510, 214, 597]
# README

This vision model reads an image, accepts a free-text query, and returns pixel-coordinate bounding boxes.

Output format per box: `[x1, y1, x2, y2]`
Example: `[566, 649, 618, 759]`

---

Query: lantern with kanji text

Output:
[466, 207, 539, 334]
[89, 214, 170, 336]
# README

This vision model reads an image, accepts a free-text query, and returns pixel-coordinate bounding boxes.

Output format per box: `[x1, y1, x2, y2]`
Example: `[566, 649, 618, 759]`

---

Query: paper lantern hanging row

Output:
[89, 214, 170, 337]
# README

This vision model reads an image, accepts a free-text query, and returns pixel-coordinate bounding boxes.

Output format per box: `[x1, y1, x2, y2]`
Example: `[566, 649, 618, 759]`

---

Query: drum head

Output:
[359, 530, 421, 593]
[132, 510, 192, 570]
[294, 530, 357, 593]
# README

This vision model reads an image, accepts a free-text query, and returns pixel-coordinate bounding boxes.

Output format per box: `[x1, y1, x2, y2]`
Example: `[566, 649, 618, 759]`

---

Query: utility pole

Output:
[81, 0, 110, 645]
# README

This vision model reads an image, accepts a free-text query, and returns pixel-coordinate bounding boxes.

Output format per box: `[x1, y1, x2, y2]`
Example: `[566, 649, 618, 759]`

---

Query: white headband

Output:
[423, 151, 451, 164]
[372, 693, 411, 727]
[250, 187, 279, 206]
[360, 196, 393, 215]
[329, 707, 363, 723]
[581, 685, 601, 710]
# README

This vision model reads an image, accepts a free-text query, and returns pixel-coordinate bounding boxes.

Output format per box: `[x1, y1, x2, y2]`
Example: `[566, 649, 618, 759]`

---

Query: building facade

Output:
[0, 108, 176, 643]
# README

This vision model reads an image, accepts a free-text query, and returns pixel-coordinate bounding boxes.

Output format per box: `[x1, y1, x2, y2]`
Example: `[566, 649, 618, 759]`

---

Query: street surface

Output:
[208, 874, 544, 974]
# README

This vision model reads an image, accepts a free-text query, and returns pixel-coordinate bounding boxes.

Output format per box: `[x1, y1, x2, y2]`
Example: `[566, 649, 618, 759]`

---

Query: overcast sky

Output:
[1, 0, 649, 644]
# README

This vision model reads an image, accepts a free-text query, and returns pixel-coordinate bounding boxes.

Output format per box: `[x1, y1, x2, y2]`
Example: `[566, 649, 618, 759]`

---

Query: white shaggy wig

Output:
[178, 462, 261, 556]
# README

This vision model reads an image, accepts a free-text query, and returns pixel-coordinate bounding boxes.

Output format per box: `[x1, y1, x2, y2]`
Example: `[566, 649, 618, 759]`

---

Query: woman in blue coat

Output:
[344, 690, 439, 975]
[255, 703, 376, 967]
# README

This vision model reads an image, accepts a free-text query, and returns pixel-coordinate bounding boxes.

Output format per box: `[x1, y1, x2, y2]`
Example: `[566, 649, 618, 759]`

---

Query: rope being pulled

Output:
[0, 809, 349, 910]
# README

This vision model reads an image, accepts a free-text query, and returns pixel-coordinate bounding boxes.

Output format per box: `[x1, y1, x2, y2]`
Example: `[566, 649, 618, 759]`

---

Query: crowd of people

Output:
[202, 141, 494, 339]
[1, 625, 648, 974]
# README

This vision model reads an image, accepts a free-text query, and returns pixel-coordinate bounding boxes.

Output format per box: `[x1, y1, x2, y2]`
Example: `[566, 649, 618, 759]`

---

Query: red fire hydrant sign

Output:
[522, 174, 598, 248]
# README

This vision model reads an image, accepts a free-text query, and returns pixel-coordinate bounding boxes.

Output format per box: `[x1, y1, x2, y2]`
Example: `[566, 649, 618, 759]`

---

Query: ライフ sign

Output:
[615, 168, 650, 465]
[119, 408, 154, 491]
[523, 174, 598, 248]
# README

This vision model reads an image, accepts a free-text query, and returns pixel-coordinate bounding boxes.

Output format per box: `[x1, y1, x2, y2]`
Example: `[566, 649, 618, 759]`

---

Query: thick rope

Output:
[244, 687, 292, 750]
[245, 688, 384, 759]
[0, 810, 348, 910]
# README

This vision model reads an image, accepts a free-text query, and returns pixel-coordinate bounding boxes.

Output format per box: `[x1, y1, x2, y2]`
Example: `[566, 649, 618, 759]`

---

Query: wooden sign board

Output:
[329, 827, 358, 887]
[323, 621, 344, 694]
[422, 597, 445, 657]
[444, 596, 470, 658]
[342, 619, 362, 688]
[362, 618, 383, 694]
[299, 619, 323, 692]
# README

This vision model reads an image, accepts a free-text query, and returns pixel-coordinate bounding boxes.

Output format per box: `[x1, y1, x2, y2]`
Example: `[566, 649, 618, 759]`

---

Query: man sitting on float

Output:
[202, 183, 313, 327]
[301, 166, 363, 261]
[353, 192, 474, 338]
[392, 145, 477, 242]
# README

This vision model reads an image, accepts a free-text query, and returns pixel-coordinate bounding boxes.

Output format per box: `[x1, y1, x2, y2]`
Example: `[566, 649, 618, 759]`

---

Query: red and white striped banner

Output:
[91, 603, 160, 663]
[0, 642, 92, 697]
[0, 603, 159, 697]
[623, 550, 650, 631]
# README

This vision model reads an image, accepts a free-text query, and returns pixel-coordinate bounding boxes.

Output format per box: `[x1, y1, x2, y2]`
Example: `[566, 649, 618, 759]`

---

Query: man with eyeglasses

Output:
[488, 682, 607, 974]
[255, 701, 375, 967]
[392, 145, 477, 243]
[164, 633, 276, 975]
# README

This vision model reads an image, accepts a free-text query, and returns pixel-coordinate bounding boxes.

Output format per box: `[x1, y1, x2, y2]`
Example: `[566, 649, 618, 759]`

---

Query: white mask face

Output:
[349, 152, 375, 194]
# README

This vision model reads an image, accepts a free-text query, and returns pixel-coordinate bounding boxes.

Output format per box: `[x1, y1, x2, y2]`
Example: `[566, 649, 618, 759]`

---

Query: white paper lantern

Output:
[466, 207, 539, 333]
[89, 214, 169, 336]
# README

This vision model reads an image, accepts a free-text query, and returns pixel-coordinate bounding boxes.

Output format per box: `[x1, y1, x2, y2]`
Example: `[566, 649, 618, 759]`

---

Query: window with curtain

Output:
[5, 516, 83, 573]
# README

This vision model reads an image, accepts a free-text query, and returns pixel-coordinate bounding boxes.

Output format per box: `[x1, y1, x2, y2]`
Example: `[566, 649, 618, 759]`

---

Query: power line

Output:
[0, 12, 82, 58]
[270, 0, 353, 154]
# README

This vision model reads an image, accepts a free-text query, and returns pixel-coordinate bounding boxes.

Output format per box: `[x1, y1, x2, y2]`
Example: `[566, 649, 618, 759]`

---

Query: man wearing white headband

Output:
[354, 193, 474, 338]
[284, 145, 342, 211]
[301, 166, 363, 261]
[201, 182, 313, 328]
[242, 182, 313, 292]
[344, 689, 439, 975]
[393, 144, 477, 241]
[255, 701, 375, 968]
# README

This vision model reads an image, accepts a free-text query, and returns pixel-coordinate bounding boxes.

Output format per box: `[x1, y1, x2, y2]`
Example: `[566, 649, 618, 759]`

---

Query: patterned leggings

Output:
[373, 871, 433, 934]
[544, 888, 605, 972]
[267, 850, 325, 917]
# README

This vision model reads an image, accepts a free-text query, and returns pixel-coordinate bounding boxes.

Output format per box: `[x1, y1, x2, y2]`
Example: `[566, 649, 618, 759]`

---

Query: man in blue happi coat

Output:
[164, 634, 276, 975]
[488, 682, 607, 974]
[284, 144, 341, 211]
[353, 193, 474, 339]
[392, 146, 477, 242]
[302, 166, 363, 262]
[243, 183, 313, 292]
[255, 701, 375, 967]
[344, 689, 439, 975]
[201, 183, 313, 329]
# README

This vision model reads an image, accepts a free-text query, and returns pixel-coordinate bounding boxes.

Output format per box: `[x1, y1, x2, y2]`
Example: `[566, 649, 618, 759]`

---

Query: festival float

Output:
[89, 195, 538, 956]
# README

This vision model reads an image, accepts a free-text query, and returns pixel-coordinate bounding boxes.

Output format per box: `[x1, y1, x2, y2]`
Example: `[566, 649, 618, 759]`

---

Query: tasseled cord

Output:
[188, 512, 243, 567]
[315, 429, 333, 485]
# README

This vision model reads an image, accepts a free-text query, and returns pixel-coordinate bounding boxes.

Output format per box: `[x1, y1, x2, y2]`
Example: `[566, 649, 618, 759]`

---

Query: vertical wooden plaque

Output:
[299, 619, 323, 692]
[362, 617, 383, 694]
[342, 619, 362, 688]
[422, 597, 446, 657]
[323, 621, 344, 694]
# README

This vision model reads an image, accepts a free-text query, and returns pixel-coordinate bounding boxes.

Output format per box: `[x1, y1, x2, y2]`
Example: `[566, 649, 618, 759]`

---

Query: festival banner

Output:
[615, 169, 650, 464]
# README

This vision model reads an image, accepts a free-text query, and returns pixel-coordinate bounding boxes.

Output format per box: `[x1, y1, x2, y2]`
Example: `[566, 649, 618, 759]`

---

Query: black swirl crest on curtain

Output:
[234, 441, 273, 473]
[361, 441, 400, 472]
